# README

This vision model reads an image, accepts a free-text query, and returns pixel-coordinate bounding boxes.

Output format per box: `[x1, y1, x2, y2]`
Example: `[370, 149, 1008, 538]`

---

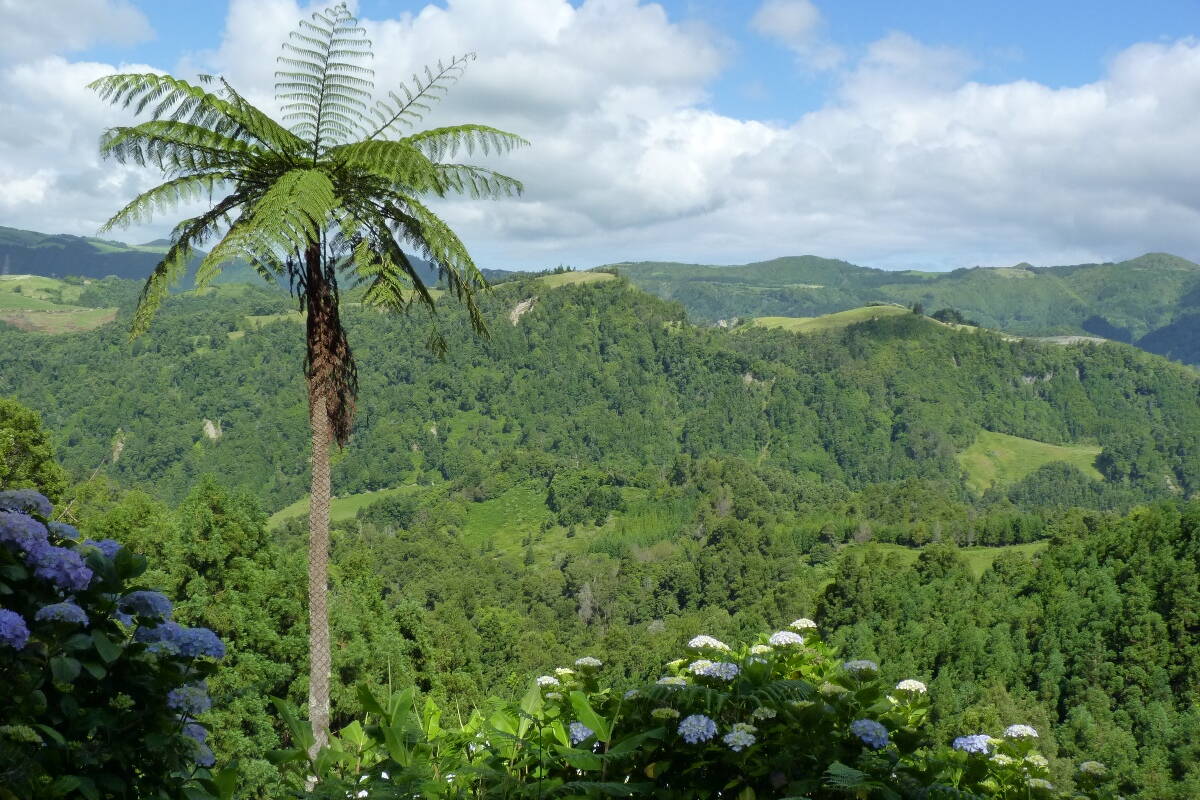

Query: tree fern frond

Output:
[403, 124, 530, 160]
[366, 53, 475, 141]
[275, 2, 374, 152]
[98, 173, 234, 233]
[130, 193, 244, 337]
[435, 164, 525, 199]
[380, 196, 489, 337]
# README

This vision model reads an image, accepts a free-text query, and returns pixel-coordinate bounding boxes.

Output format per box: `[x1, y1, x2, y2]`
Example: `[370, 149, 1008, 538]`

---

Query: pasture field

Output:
[958, 430, 1102, 493]
[751, 305, 910, 333]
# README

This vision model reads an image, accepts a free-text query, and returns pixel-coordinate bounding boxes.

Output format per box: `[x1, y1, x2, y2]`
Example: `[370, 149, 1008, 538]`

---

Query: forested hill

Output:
[611, 253, 1200, 364]
[0, 274, 1196, 522]
[0, 224, 439, 287]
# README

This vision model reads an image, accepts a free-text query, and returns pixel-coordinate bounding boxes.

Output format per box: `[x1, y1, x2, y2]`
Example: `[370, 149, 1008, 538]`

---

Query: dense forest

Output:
[3, 275, 1200, 796]
[1, 276, 1197, 517]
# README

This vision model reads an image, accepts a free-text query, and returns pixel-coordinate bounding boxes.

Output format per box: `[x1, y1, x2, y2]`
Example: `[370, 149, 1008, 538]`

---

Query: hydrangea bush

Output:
[0, 490, 234, 799]
[277, 617, 1121, 799]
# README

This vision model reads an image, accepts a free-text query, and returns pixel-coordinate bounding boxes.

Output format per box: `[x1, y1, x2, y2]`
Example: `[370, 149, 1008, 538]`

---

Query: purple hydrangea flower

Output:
[953, 734, 993, 754]
[28, 544, 93, 592]
[568, 721, 595, 745]
[0, 510, 50, 551]
[119, 590, 173, 621]
[193, 742, 216, 767]
[678, 714, 718, 744]
[136, 621, 185, 654]
[850, 719, 889, 750]
[47, 521, 80, 541]
[0, 608, 30, 650]
[34, 601, 89, 627]
[178, 627, 225, 659]
[82, 538, 122, 559]
[167, 683, 212, 716]
[0, 490, 52, 517]
[183, 722, 208, 743]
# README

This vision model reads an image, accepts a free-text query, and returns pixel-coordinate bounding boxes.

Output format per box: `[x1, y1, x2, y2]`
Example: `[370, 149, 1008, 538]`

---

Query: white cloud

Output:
[0, 0, 151, 64]
[749, 0, 842, 70]
[1, 0, 1199, 272]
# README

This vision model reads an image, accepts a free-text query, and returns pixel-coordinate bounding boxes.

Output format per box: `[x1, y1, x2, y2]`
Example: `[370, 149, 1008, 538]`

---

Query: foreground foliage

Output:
[274, 624, 1119, 799]
[0, 490, 232, 799]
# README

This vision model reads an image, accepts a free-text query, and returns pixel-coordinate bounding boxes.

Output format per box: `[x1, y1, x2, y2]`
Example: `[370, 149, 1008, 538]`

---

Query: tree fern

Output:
[91, 0, 525, 750]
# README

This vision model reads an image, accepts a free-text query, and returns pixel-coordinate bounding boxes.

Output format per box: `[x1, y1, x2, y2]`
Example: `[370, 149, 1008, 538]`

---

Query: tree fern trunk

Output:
[304, 240, 335, 756]
[306, 389, 332, 756]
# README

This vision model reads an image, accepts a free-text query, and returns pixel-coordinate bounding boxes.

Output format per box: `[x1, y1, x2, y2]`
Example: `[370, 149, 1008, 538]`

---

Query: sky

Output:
[1, 0, 1199, 271]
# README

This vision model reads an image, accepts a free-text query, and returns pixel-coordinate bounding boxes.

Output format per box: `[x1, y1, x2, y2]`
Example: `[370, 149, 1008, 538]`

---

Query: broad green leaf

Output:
[91, 630, 122, 663]
[50, 656, 81, 684]
[569, 691, 611, 741]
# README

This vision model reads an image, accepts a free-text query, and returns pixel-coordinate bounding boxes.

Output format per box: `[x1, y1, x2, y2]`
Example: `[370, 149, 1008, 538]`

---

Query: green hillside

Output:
[615, 252, 1200, 364]
[0, 223, 440, 288]
[2, 277, 1196, 518]
[958, 430, 1103, 493]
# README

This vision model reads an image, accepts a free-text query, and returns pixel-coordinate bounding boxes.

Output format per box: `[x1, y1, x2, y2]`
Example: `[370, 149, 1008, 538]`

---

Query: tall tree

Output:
[89, 2, 524, 748]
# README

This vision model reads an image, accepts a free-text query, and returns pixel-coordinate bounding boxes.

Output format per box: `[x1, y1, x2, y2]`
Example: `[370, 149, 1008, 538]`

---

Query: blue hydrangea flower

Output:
[183, 722, 208, 743]
[0, 509, 50, 551]
[119, 590, 173, 621]
[82, 538, 122, 559]
[28, 545, 93, 592]
[167, 683, 212, 716]
[0, 608, 30, 650]
[568, 721, 594, 745]
[34, 601, 89, 627]
[136, 621, 185, 653]
[850, 719, 889, 750]
[193, 742, 216, 767]
[0, 490, 52, 517]
[952, 734, 993, 754]
[178, 627, 225, 659]
[47, 521, 80, 541]
[678, 714, 718, 744]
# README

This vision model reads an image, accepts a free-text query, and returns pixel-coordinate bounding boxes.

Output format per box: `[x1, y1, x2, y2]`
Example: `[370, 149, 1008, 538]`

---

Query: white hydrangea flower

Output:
[1027, 778, 1054, 790]
[789, 618, 818, 631]
[1079, 761, 1107, 776]
[991, 753, 1015, 766]
[695, 661, 740, 681]
[1025, 754, 1049, 768]
[574, 656, 602, 669]
[536, 675, 560, 687]
[751, 706, 777, 721]
[895, 679, 927, 694]
[722, 727, 756, 752]
[768, 630, 805, 647]
[688, 659, 714, 674]
[657, 676, 687, 687]
[554, 667, 575, 677]
[749, 644, 772, 655]
[1004, 724, 1039, 739]
[545, 692, 563, 701]
[687, 635, 730, 651]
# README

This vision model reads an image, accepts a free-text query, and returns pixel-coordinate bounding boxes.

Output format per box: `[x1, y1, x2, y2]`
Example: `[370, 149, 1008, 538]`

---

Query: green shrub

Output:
[273, 621, 1120, 799]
